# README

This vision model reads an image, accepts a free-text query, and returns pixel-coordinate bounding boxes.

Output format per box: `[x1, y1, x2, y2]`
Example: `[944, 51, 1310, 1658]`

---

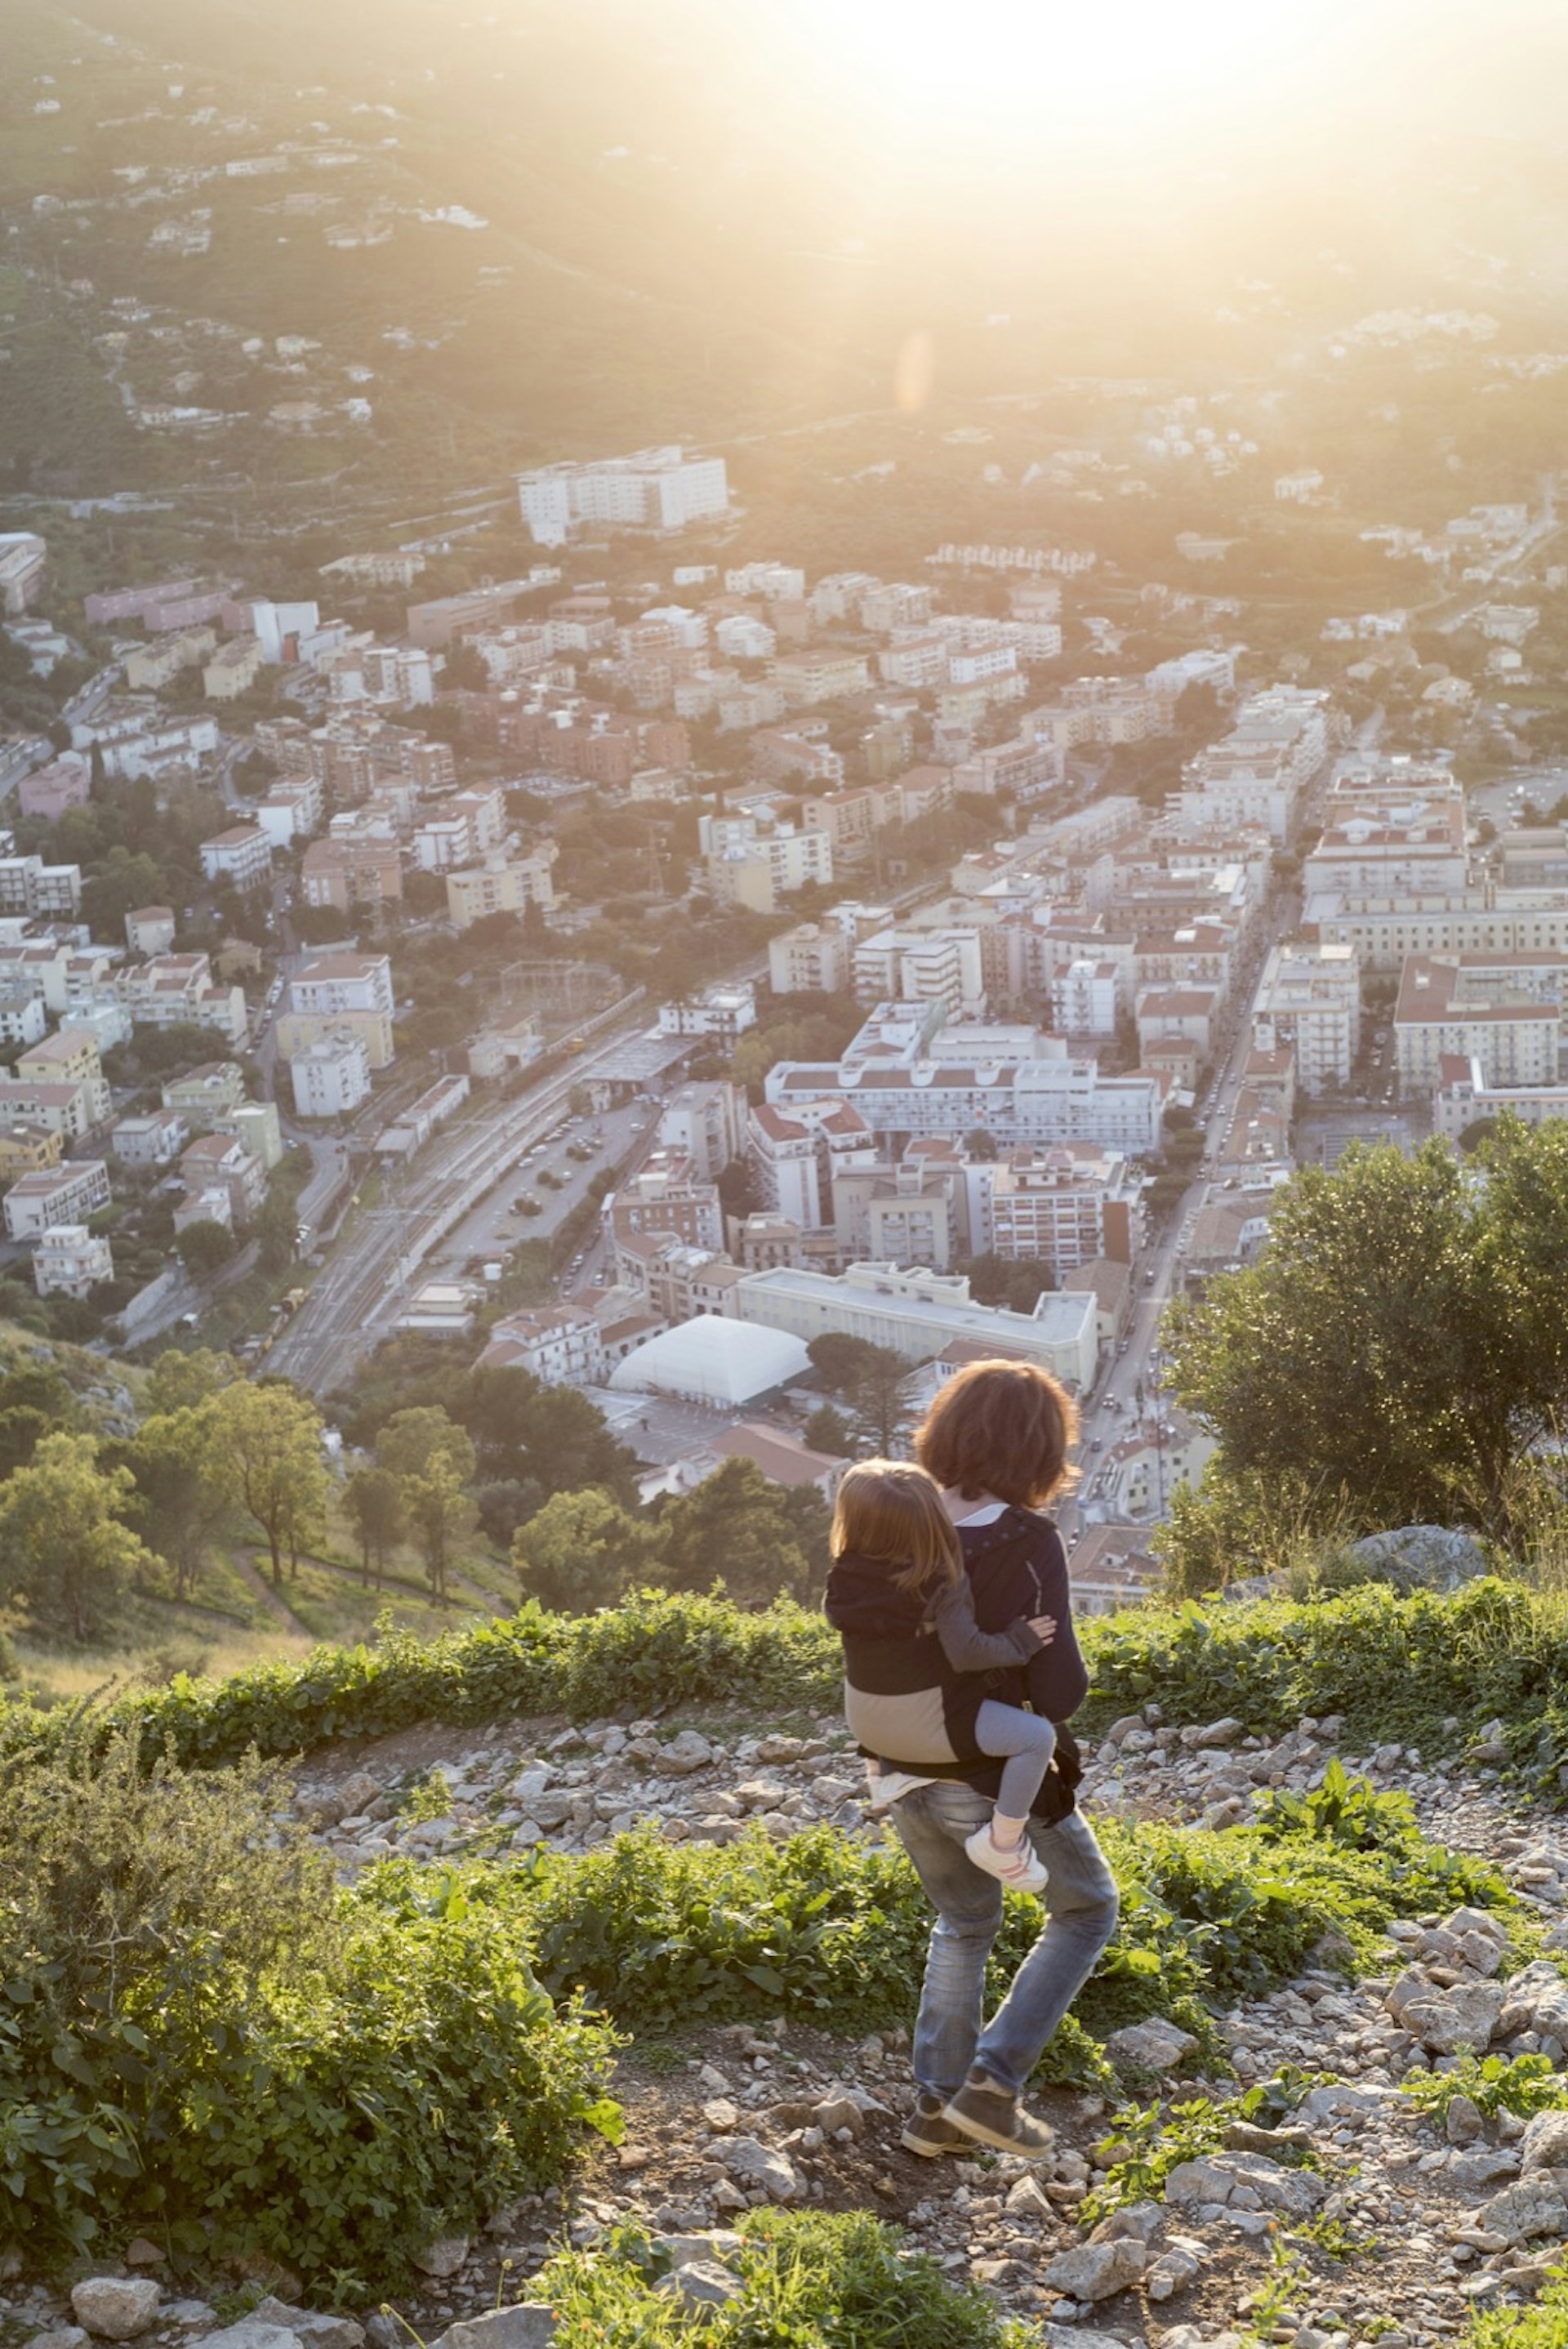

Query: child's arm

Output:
[930, 1577, 1046, 1671]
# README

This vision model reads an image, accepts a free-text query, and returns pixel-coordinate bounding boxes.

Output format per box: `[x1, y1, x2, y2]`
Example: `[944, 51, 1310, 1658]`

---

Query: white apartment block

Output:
[962, 1143, 1143, 1274]
[0, 855, 82, 920]
[412, 787, 508, 870]
[518, 448, 729, 544]
[290, 1028, 373, 1118]
[765, 1041, 1164, 1155]
[447, 850, 558, 929]
[110, 1111, 189, 1167]
[33, 1223, 114, 1299]
[1395, 953, 1566, 1095]
[199, 824, 272, 891]
[1252, 940, 1361, 1095]
[1432, 1054, 1568, 1142]
[118, 955, 248, 1047]
[1137, 986, 1220, 1063]
[749, 1098, 878, 1232]
[4, 1157, 110, 1241]
[1049, 959, 1120, 1038]
[289, 952, 394, 1023]
[735, 1262, 1099, 1393]
[768, 922, 853, 998]
[708, 827, 833, 914]
[1305, 794, 1468, 899]
[655, 1082, 748, 1183]
[852, 928, 985, 1014]
[479, 1304, 605, 1386]
[1306, 890, 1568, 974]
[656, 982, 757, 1042]
[725, 563, 806, 601]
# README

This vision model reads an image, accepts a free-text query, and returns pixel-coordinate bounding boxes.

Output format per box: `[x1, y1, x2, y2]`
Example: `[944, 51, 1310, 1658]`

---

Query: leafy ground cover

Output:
[9, 1575, 1568, 1797]
[538, 2212, 1031, 2349]
[0, 1727, 618, 2285]
[360, 1790, 1514, 2088]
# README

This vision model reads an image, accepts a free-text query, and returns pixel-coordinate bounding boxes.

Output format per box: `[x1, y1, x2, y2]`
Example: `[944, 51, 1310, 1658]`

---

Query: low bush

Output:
[0, 1589, 843, 1770]
[5, 1574, 1568, 1797]
[363, 1799, 1514, 2085]
[539, 2211, 1025, 2349]
[1080, 1576, 1568, 1772]
[0, 1727, 618, 2280]
[1466, 2268, 1568, 2349]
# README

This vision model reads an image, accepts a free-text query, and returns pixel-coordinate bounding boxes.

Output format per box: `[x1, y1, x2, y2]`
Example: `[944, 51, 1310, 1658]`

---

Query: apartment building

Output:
[768, 922, 853, 998]
[852, 927, 985, 1014]
[769, 650, 873, 707]
[1305, 791, 1468, 900]
[518, 448, 729, 544]
[765, 1040, 1163, 1154]
[1433, 1054, 1568, 1142]
[749, 1096, 878, 1232]
[656, 983, 757, 1043]
[1049, 958, 1121, 1038]
[446, 848, 558, 929]
[1136, 986, 1221, 1063]
[180, 1133, 267, 1223]
[1252, 940, 1361, 1095]
[290, 1027, 373, 1117]
[654, 1083, 748, 1184]
[1306, 890, 1568, 974]
[16, 1030, 111, 1125]
[3, 1157, 110, 1241]
[708, 826, 833, 914]
[199, 824, 272, 891]
[1395, 953, 1566, 1094]
[118, 955, 248, 1047]
[0, 855, 82, 920]
[604, 1157, 726, 1286]
[33, 1224, 114, 1299]
[203, 637, 265, 699]
[162, 1062, 247, 1125]
[412, 787, 508, 871]
[279, 952, 395, 1068]
[0, 1125, 62, 1180]
[478, 1304, 606, 1387]
[110, 1111, 189, 1167]
[735, 1261, 1099, 1393]
[301, 835, 403, 911]
[964, 1143, 1143, 1273]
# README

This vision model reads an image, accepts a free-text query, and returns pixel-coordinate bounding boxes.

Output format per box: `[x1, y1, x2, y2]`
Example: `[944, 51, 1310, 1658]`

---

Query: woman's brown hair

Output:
[830, 1458, 964, 1602]
[913, 1357, 1080, 1509]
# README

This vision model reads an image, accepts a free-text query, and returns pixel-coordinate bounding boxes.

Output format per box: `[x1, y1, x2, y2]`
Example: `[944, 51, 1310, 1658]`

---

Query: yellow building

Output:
[0, 1124, 63, 1180]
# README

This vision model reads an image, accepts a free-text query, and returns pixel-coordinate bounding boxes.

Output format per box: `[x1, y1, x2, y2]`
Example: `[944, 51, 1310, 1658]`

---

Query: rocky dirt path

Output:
[16, 1708, 1568, 2349]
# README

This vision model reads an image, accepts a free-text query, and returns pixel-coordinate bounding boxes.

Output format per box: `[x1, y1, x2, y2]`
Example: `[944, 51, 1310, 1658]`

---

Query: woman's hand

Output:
[1027, 1615, 1057, 1645]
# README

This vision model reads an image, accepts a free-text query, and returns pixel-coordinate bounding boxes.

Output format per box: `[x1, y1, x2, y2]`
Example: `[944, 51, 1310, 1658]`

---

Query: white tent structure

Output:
[608, 1317, 811, 1407]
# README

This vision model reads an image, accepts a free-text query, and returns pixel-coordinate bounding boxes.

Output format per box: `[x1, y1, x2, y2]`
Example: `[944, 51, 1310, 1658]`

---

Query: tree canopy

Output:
[1163, 1121, 1568, 1539]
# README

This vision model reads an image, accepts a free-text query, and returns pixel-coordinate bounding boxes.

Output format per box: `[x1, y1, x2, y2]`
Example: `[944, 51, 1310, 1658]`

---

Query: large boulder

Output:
[69, 2286, 163, 2344]
[1042, 2238, 1147, 2302]
[1340, 1525, 1489, 1593]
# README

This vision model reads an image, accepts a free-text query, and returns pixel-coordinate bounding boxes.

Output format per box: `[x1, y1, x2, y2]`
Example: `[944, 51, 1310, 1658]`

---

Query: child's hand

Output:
[1027, 1615, 1057, 1644]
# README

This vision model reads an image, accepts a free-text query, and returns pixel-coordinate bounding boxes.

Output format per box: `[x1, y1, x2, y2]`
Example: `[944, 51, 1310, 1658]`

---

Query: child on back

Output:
[824, 1458, 1058, 1892]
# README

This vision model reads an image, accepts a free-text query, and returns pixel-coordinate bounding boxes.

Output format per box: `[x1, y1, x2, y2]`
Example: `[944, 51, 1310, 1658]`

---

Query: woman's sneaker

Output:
[964, 1821, 1048, 1895]
[942, 2069, 1055, 2159]
[900, 2093, 968, 2158]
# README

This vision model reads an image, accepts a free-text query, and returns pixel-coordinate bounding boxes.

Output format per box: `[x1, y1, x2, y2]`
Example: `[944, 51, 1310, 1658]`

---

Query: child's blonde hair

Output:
[830, 1458, 964, 1603]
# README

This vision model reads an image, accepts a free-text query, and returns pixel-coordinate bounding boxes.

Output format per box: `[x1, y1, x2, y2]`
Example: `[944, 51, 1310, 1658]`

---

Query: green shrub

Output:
[0, 1726, 618, 2278]
[29, 1590, 841, 1769]
[1402, 2052, 1568, 2126]
[362, 1799, 1512, 2086]
[7, 1572, 1568, 1799]
[1466, 2266, 1568, 2349]
[540, 2211, 1023, 2349]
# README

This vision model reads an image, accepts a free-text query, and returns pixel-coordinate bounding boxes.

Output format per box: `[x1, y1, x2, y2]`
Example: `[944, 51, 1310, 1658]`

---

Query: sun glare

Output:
[789, 0, 1343, 129]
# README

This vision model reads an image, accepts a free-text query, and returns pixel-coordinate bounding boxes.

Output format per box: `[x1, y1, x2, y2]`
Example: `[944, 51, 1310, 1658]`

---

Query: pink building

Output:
[19, 756, 91, 823]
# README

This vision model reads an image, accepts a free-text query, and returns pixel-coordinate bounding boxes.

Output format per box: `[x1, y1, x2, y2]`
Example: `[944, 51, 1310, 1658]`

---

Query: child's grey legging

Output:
[974, 1700, 1058, 1822]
